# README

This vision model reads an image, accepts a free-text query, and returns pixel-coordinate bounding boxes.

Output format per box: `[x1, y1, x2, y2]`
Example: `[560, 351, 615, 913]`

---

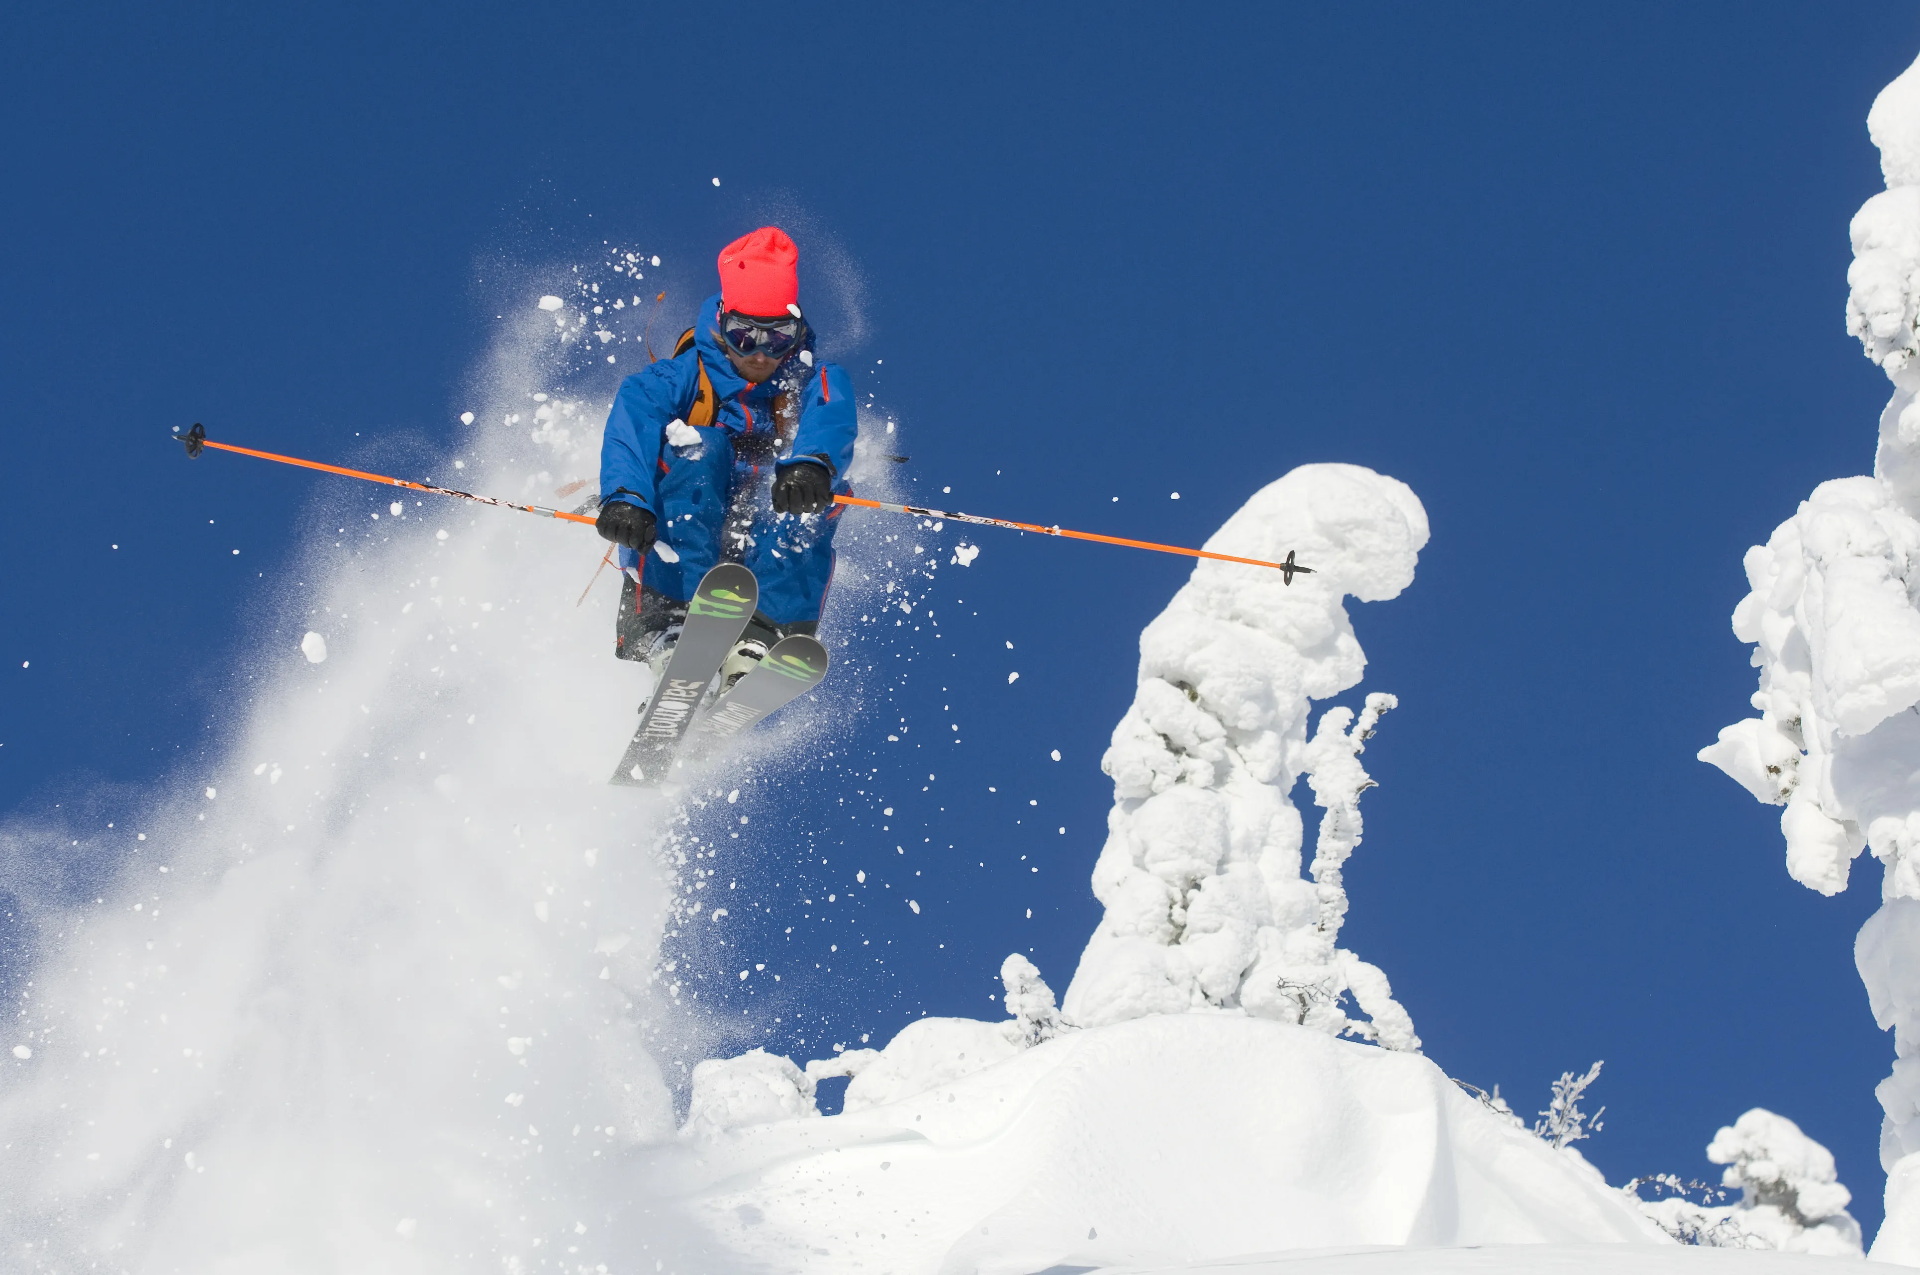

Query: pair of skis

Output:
[608, 564, 829, 787]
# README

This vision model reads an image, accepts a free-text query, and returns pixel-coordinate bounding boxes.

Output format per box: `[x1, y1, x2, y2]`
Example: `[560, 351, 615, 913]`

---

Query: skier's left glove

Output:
[595, 500, 656, 555]
[772, 458, 833, 515]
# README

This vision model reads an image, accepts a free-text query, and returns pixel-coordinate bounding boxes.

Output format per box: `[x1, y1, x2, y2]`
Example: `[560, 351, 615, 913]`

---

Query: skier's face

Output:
[723, 345, 784, 384]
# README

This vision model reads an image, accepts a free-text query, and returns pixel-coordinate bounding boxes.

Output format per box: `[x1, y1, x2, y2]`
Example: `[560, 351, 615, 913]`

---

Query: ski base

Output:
[608, 564, 756, 786]
[616, 633, 830, 788]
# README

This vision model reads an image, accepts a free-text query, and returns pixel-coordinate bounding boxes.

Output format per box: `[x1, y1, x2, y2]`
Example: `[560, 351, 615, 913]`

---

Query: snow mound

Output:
[656, 1015, 1664, 1275]
[1067, 463, 1426, 1046]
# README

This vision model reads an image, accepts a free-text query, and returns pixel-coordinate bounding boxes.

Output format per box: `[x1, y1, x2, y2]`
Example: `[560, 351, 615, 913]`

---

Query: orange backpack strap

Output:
[771, 390, 799, 445]
[672, 325, 718, 428]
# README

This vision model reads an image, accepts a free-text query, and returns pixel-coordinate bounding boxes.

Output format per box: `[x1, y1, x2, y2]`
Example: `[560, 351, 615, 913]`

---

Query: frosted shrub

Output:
[1000, 953, 1061, 1045]
[681, 1049, 817, 1136]
[1535, 1061, 1606, 1150]
[1631, 1110, 1862, 1256]
[1063, 464, 1427, 1051]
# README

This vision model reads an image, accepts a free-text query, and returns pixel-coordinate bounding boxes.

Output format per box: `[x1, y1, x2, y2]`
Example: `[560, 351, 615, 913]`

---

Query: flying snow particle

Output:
[10, 1046, 28, 1060]
[653, 541, 680, 563]
[1051, 749, 1061, 761]
[1009, 672, 1020, 684]
[856, 870, 866, 883]
[727, 789, 739, 804]
[651, 256, 660, 266]
[505, 1093, 524, 1106]
[712, 177, 721, 186]
[538, 296, 564, 311]
[908, 900, 921, 914]
[738, 970, 749, 981]
[460, 411, 474, 425]
[436, 529, 449, 541]
[396, 1219, 418, 1239]
[883, 807, 894, 816]
[954, 544, 980, 567]
[204, 787, 216, 800]
[390, 502, 404, 516]
[799, 349, 814, 367]
[1171, 492, 1181, 500]
[300, 632, 328, 664]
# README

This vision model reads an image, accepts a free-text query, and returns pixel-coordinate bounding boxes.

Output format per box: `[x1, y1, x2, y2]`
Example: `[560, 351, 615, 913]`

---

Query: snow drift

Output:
[1702, 44, 1920, 1265]
[660, 1014, 1664, 1275]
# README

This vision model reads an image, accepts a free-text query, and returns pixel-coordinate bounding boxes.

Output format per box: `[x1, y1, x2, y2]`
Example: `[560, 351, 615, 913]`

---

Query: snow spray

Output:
[0, 302, 748, 1272]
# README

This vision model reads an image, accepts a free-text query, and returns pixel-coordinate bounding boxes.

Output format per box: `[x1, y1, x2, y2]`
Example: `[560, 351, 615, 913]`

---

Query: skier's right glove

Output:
[772, 459, 833, 515]
[596, 501, 656, 555]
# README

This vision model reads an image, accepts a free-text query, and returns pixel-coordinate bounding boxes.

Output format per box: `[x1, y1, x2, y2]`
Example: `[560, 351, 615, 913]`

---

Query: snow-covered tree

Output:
[1633, 1110, 1862, 1257]
[1000, 953, 1061, 1045]
[1700, 46, 1920, 1261]
[1063, 464, 1427, 1051]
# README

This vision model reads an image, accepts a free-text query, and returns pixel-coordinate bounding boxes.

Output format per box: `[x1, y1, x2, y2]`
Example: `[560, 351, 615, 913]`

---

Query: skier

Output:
[595, 227, 857, 683]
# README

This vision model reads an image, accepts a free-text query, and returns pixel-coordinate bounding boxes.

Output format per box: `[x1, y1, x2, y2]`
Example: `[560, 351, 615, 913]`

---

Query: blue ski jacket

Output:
[598, 293, 857, 517]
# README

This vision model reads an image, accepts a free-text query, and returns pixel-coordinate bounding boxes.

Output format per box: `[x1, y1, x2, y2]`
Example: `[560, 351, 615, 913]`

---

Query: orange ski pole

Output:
[831, 494, 1313, 582]
[173, 423, 599, 527]
[172, 424, 1313, 580]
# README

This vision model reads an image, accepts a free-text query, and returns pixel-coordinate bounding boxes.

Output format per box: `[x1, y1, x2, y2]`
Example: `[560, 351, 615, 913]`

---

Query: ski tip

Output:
[176, 422, 206, 458]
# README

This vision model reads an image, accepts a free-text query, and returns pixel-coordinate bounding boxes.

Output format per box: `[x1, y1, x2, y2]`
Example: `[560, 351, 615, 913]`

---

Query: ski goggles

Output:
[719, 310, 805, 360]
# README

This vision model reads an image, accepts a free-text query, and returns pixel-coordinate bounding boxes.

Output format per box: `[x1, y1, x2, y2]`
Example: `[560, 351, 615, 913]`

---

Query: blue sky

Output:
[4, 1, 1918, 1234]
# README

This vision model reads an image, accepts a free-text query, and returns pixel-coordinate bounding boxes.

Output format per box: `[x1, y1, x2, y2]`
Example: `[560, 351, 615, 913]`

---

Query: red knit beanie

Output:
[717, 227, 799, 317]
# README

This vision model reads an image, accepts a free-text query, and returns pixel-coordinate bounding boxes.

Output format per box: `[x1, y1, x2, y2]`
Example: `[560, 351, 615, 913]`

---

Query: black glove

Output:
[772, 459, 833, 514]
[596, 501, 656, 554]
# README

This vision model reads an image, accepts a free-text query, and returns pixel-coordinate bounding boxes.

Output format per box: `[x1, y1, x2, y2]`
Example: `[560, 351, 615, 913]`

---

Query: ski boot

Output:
[720, 615, 789, 693]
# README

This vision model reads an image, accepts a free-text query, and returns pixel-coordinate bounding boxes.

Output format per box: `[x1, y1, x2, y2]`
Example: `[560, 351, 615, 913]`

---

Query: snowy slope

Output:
[1110, 1246, 1862, 1274]
[659, 1014, 1664, 1275]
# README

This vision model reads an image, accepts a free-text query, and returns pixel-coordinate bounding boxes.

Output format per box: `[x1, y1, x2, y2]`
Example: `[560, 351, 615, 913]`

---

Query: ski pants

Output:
[616, 424, 845, 629]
